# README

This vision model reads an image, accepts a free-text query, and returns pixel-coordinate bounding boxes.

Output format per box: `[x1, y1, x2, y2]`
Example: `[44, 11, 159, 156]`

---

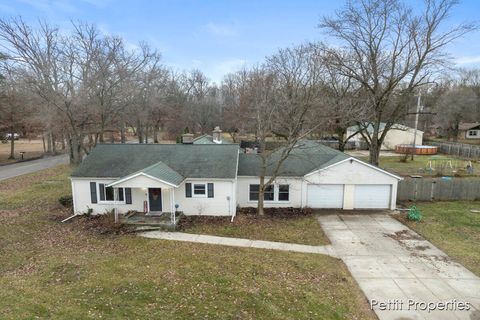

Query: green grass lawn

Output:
[180, 214, 330, 246]
[356, 154, 479, 177]
[398, 201, 480, 276]
[0, 166, 375, 320]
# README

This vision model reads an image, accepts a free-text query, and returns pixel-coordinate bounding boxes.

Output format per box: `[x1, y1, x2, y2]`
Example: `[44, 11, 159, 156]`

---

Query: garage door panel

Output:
[354, 185, 391, 209]
[307, 184, 344, 208]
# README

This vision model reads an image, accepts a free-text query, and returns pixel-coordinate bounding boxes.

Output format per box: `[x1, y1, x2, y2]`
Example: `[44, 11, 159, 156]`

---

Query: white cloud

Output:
[455, 55, 480, 65]
[203, 22, 239, 37]
[209, 58, 248, 83]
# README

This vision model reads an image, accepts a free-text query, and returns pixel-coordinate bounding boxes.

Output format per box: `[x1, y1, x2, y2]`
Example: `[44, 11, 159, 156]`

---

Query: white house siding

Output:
[72, 178, 236, 216]
[348, 128, 423, 150]
[304, 160, 399, 210]
[71, 178, 145, 214]
[236, 177, 303, 208]
[174, 180, 236, 216]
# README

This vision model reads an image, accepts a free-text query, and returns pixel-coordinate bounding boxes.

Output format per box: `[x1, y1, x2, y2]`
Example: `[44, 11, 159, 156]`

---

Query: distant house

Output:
[347, 123, 423, 150]
[70, 139, 402, 218]
[192, 126, 224, 144]
[459, 123, 480, 140]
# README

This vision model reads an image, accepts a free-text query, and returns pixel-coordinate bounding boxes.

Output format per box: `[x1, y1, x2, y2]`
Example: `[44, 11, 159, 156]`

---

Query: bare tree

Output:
[320, 0, 476, 165]
[247, 44, 323, 215]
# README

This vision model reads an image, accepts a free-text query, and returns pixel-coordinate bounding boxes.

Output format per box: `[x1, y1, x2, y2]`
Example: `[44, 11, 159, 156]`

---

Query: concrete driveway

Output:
[0, 154, 69, 181]
[318, 214, 480, 320]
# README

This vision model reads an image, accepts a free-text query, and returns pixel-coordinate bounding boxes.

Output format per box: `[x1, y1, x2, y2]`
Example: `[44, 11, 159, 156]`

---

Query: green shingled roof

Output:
[118, 161, 185, 186]
[72, 144, 239, 179]
[237, 140, 350, 176]
[193, 134, 215, 144]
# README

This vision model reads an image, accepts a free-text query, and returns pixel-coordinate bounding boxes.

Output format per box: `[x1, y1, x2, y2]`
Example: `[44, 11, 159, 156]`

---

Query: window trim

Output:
[98, 183, 126, 204]
[278, 184, 290, 201]
[192, 183, 207, 198]
[468, 130, 478, 136]
[248, 183, 290, 203]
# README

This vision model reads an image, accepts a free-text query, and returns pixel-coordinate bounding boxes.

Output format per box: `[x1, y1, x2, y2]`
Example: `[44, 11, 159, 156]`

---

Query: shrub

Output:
[58, 195, 73, 208]
[407, 205, 422, 222]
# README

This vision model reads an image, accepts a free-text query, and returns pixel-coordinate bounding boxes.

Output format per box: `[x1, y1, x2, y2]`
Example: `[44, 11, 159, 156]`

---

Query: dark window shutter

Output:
[125, 188, 132, 204]
[185, 183, 192, 198]
[207, 183, 214, 198]
[90, 182, 97, 204]
[99, 183, 105, 201]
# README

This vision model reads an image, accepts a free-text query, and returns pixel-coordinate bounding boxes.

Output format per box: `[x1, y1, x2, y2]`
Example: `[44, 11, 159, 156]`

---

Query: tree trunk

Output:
[257, 175, 265, 216]
[8, 128, 15, 160]
[46, 130, 53, 154]
[42, 135, 46, 153]
[153, 123, 159, 143]
[51, 134, 57, 155]
[336, 127, 347, 151]
[145, 126, 149, 144]
[61, 134, 66, 150]
[120, 122, 126, 144]
[369, 140, 380, 166]
[70, 134, 82, 165]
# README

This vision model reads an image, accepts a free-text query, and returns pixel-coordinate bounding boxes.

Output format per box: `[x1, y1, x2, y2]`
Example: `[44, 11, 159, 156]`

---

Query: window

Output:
[249, 184, 259, 201]
[278, 185, 289, 201]
[264, 185, 274, 201]
[248, 184, 276, 201]
[99, 183, 124, 202]
[468, 130, 478, 137]
[193, 183, 206, 196]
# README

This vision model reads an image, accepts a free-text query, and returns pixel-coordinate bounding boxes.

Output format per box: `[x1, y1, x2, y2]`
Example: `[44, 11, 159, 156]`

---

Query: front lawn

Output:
[397, 201, 480, 276]
[180, 212, 329, 246]
[0, 166, 374, 319]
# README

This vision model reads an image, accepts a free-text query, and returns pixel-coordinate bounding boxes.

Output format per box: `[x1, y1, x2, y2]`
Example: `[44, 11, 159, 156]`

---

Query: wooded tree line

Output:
[0, 0, 477, 171]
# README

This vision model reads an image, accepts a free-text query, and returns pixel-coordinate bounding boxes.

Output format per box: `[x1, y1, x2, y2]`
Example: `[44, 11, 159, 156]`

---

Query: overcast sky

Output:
[1, 0, 479, 84]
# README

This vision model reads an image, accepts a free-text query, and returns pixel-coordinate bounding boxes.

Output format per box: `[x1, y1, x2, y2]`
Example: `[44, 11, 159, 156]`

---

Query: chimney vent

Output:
[182, 133, 194, 144]
[212, 126, 222, 143]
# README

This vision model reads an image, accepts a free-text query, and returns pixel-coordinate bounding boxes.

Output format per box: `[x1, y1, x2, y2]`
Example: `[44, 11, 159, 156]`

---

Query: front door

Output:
[148, 188, 162, 212]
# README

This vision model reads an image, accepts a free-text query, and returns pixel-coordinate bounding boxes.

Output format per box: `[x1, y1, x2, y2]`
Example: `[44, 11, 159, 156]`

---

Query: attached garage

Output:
[307, 184, 344, 208]
[353, 184, 391, 209]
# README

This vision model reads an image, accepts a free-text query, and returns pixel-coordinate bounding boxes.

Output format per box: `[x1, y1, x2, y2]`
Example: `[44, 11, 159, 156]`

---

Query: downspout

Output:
[231, 150, 240, 222]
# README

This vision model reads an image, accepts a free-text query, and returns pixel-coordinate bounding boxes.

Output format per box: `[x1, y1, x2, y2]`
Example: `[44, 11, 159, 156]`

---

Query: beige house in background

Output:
[459, 123, 480, 140]
[347, 123, 424, 150]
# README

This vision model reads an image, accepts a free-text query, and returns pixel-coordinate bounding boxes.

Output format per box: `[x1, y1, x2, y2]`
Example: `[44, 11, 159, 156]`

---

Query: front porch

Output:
[107, 167, 183, 228]
[120, 211, 183, 230]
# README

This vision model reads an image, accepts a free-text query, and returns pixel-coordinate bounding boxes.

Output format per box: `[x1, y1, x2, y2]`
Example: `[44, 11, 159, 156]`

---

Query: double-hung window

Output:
[99, 183, 124, 202]
[193, 183, 206, 197]
[278, 185, 289, 201]
[249, 184, 289, 202]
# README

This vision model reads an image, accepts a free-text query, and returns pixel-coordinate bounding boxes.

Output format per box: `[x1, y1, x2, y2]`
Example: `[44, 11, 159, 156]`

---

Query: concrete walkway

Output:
[318, 214, 480, 320]
[140, 231, 336, 256]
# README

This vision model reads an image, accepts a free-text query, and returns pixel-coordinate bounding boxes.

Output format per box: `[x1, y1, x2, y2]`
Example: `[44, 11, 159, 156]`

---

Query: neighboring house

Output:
[71, 139, 402, 217]
[192, 126, 224, 144]
[459, 123, 480, 140]
[347, 123, 423, 150]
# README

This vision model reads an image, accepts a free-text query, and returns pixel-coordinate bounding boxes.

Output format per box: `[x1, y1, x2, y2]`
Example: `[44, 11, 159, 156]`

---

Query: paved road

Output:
[318, 214, 480, 320]
[0, 154, 69, 181]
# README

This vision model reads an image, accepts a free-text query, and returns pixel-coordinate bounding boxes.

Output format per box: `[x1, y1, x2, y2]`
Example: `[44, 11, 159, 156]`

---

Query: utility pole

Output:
[411, 91, 422, 160]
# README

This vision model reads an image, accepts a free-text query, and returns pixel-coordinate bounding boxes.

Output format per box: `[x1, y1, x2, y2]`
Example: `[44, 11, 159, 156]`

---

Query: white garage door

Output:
[354, 185, 391, 209]
[307, 184, 344, 208]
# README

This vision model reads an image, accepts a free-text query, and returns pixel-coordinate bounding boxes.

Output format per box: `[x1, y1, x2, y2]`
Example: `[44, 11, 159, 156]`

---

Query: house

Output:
[192, 126, 224, 144]
[347, 123, 423, 150]
[70, 138, 402, 218]
[459, 123, 480, 140]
